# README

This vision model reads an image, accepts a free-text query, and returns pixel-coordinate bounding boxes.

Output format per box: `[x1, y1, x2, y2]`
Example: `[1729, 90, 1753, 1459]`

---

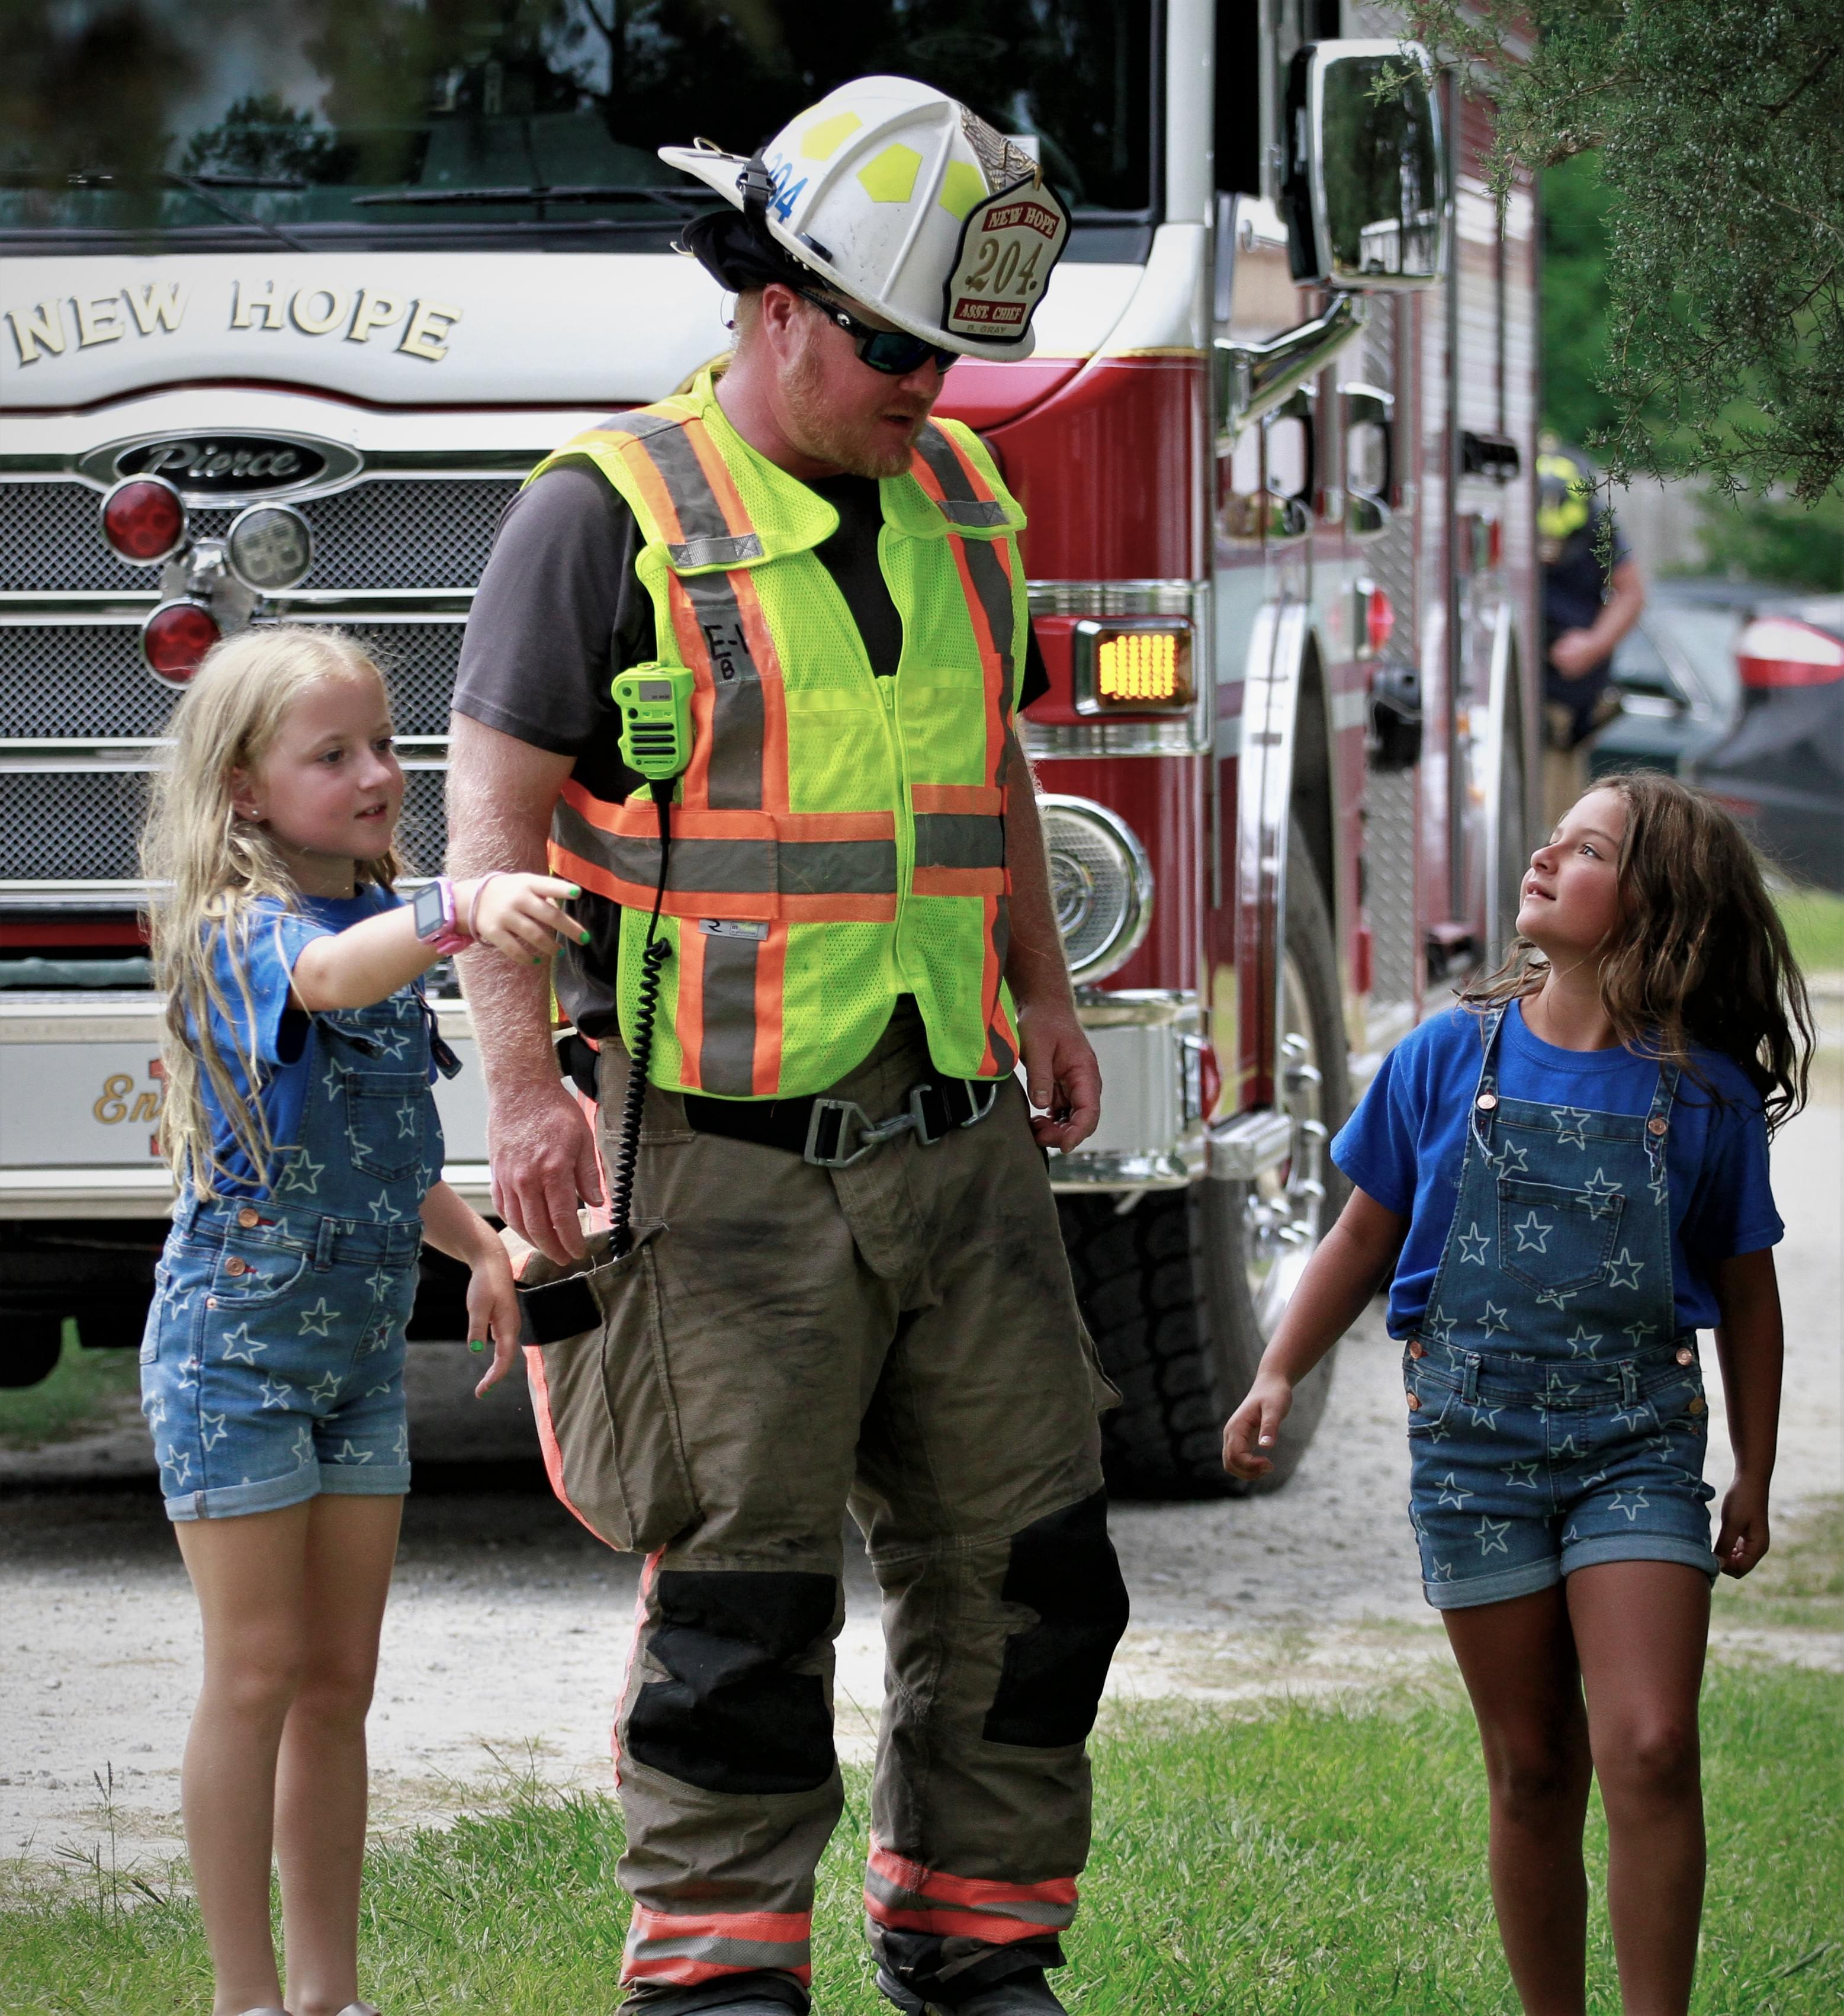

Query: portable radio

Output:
[612, 665, 696, 784]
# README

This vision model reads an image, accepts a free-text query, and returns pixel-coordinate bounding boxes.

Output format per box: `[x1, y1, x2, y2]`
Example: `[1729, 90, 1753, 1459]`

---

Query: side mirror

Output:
[1341, 381, 1395, 538]
[1283, 40, 1448, 292]
[1217, 389, 1315, 547]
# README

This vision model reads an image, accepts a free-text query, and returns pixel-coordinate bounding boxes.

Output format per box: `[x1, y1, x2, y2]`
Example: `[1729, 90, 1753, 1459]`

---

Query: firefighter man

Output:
[1539, 435, 1647, 829]
[446, 77, 1129, 2016]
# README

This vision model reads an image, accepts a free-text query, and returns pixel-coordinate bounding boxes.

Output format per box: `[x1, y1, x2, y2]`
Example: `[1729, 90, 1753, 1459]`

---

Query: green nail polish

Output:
[469, 1338, 485, 1353]
[568, 884, 582, 896]
[579, 929, 592, 944]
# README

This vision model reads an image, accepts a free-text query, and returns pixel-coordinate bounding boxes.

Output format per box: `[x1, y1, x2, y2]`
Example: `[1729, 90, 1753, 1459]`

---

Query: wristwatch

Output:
[412, 875, 474, 956]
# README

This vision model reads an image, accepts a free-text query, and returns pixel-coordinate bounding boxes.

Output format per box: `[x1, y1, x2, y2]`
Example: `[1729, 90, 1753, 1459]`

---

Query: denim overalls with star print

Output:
[140, 976, 454, 1523]
[1402, 1006, 1718, 1607]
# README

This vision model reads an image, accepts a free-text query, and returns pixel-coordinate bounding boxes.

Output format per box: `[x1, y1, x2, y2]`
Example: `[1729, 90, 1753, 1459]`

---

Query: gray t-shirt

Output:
[451, 459, 1045, 1035]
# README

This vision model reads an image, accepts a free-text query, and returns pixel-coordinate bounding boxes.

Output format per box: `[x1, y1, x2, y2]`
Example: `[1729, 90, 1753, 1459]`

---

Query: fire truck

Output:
[0, 1, 1536, 1498]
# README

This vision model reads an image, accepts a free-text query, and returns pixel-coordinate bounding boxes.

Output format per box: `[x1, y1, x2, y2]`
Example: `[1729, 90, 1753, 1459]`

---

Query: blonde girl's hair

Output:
[1463, 769, 1815, 1132]
[139, 626, 399, 1195]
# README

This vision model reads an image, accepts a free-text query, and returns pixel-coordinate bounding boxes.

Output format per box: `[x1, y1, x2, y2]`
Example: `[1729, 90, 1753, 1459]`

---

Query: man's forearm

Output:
[1002, 731, 1076, 1015]
[445, 716, 573, 1091]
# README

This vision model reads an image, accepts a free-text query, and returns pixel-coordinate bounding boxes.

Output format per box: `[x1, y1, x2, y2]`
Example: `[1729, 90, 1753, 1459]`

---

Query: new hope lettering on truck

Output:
[5, 282, 461, 367]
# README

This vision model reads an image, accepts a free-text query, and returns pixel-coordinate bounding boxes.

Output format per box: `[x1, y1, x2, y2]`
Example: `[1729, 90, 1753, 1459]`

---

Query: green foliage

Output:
[1698, 487, 1844, 590]
[0, 1321, 140, 1452]
[1541, 152, 1618, 446]
[1402, 2, 1844, 507]
[4, 1668, 1840, 2012]
[1775, 885, 1844, 975]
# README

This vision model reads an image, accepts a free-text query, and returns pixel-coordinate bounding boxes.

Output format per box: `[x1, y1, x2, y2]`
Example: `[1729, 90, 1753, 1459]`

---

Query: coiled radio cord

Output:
[608, 790, 672, 1259]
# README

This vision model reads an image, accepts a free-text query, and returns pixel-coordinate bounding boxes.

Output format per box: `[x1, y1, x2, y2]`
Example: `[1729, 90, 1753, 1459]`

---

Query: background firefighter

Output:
[1539, 436, 1647, 830]
[444, 78, 1130, 2016]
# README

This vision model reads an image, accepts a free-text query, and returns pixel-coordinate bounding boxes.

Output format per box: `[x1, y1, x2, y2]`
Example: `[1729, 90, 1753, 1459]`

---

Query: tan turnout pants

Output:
[523, 1002, 1127, 2015]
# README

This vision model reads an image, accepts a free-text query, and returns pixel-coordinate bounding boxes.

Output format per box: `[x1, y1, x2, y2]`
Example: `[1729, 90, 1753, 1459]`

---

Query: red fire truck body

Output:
[0, 2, 1538, 1495]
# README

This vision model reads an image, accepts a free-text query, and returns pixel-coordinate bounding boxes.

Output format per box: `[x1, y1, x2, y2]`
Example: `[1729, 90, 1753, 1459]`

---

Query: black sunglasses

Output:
[796, 288, 959, 376]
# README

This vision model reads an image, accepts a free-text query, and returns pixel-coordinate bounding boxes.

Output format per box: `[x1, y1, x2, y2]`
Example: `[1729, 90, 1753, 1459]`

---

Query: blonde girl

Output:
[1223, 773, 1811, 2015]
[139, 625, 581, 2016]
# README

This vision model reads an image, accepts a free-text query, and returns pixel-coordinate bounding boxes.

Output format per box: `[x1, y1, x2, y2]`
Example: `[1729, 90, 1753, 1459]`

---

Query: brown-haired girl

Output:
[1223, 772, 1812, 2015]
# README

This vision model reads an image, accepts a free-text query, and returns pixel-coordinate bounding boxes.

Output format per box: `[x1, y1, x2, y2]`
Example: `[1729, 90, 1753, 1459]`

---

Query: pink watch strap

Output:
[425, 875, 473, 956]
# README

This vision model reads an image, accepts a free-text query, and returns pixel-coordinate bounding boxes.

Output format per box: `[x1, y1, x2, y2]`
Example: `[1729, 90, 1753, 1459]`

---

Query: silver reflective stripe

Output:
[697, 928, 760, 1098]
[914, 810, 1005, 871]
[626, 1930, 810, 1968]
[552, 797, 899, 899]
[666, 531, 765, 569]
[625, 422, 768, 811]
[911, 426, 1018, 708]
[936, 499, 1010, 528]
[862, 1867, 1075, 1930]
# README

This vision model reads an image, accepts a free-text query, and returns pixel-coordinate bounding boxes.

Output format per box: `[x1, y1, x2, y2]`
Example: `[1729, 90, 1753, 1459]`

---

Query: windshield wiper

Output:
[1, 169, 308, 250]
[161, 171, 307, 251]
[349, 182, 706, 214]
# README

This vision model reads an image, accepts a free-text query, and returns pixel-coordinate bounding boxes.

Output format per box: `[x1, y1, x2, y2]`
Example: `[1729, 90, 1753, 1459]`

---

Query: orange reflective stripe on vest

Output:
[905, 428, 1019, 1074]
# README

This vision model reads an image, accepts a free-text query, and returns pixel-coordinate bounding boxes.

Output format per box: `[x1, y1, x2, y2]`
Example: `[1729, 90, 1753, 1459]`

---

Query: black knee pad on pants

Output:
[982, 1489, 1130, 1748]
[628, 1569, 837, 1794]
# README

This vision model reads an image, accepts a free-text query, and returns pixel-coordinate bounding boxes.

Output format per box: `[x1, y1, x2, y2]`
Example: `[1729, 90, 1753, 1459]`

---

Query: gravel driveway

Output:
[4, 1103, 1837, 1869]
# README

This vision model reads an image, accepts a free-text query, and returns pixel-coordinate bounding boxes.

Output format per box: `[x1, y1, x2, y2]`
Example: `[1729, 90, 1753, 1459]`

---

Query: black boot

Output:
[874, 1965, 1068, 2015]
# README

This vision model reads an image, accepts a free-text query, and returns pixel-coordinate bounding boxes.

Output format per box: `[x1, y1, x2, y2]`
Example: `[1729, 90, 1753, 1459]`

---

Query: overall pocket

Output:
[515, 1222, 697, 1555]
[1496, 1176, 1625, 1297]
[207, 1231, 311, 1308]
[342, 1071, 428, 1182]
[1403, 1352, 1461, 1435]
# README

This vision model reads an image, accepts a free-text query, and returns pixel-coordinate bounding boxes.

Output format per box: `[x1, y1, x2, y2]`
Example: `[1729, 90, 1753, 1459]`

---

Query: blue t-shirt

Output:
[1333, 1000, 1782, 1337]
[195, 887, 406, 1195]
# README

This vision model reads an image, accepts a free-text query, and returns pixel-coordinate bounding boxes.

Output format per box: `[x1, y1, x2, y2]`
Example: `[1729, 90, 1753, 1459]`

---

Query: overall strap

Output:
[1467, 1005, 1508, 1147]
[1643, 1054, 1681, 1191]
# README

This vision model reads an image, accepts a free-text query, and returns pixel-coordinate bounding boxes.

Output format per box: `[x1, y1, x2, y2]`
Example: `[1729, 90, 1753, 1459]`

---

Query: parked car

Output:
[1694, 599, 1844, 893]
[1590, 579, 1800, 781]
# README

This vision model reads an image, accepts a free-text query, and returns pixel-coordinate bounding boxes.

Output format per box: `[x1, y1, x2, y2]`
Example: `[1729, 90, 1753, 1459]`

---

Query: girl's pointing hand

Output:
[462, 873, 590, 964]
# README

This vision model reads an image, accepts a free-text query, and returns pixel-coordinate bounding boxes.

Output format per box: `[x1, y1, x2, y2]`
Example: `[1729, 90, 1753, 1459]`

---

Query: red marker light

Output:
[100, 476, 188, 564]
[1366, 586, 1396, 656]
[142, 599, 221, 686]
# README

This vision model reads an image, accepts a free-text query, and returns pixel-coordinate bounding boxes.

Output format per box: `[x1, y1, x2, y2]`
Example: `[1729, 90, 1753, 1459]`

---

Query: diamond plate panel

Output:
[1364, 764, 1418, 1008]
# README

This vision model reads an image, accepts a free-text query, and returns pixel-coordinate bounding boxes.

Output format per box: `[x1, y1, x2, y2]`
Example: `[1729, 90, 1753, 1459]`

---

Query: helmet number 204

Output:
[944, 181, 1071, 343]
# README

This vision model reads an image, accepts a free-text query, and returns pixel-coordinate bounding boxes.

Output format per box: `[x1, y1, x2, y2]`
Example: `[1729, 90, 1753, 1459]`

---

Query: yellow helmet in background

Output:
[661, 75, 1070, 361]
[1537, 445, 1595, 546]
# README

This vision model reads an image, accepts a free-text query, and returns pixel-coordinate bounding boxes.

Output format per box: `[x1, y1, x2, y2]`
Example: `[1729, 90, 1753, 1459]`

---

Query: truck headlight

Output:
[1039, 795, 1153, 982]
[226, 504, 314, 593]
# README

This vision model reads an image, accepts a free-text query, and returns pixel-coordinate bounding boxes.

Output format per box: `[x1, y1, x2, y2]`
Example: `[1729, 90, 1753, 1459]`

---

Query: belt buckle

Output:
[804, 1097, 878, 1168]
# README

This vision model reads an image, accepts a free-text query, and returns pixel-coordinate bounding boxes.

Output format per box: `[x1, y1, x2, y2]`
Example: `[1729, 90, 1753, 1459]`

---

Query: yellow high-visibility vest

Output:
[532, 370, 1027, 1098]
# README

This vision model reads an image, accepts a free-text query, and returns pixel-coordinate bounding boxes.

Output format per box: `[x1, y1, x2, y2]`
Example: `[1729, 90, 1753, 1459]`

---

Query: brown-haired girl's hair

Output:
[1463, 770, 1815, 1131]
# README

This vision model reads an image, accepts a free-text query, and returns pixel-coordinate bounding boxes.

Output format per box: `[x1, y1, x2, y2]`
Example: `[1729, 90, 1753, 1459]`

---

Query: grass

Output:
[0, 1320, 140, 1452]
[1712, 1494, 1844, 1636]
[1775, 885, 1844, 979]
[2, 1665, 1838, 2015]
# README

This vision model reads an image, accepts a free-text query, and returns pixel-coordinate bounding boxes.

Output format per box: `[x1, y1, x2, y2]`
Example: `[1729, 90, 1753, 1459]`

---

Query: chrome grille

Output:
[0, 478, 519, 593]
[0, 620, 464, 738]
[0, 765, 449, 883]
[0, 771, 155, 881]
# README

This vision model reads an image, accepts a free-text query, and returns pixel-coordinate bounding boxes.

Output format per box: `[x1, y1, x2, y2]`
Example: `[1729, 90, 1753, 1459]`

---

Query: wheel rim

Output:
[1239, 951, 1331, 1335]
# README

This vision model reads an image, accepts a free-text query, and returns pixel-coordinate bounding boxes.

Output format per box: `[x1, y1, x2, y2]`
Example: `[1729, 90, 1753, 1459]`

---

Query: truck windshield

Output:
[4, 0, 1155, 252]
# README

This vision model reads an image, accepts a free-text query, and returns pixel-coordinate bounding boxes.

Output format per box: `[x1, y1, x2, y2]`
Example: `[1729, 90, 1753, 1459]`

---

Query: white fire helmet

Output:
[660, 75, 1071, 361]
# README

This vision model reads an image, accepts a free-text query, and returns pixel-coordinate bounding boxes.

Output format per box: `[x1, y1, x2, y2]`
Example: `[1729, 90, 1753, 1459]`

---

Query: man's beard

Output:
[782, 329, 926, 479]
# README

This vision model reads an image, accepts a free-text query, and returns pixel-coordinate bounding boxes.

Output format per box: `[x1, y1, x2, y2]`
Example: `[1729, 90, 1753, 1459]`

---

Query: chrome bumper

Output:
[1054, 990, 1296, 1192]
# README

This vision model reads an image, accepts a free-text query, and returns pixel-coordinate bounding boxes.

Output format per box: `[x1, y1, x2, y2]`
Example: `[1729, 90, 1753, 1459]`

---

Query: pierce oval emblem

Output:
[78, 431, 362, 504]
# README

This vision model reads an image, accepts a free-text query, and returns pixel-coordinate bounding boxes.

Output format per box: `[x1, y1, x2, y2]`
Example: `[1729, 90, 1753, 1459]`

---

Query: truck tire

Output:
[1059, 823, 1351, 1498]
[2, 1318, 64, 1389]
